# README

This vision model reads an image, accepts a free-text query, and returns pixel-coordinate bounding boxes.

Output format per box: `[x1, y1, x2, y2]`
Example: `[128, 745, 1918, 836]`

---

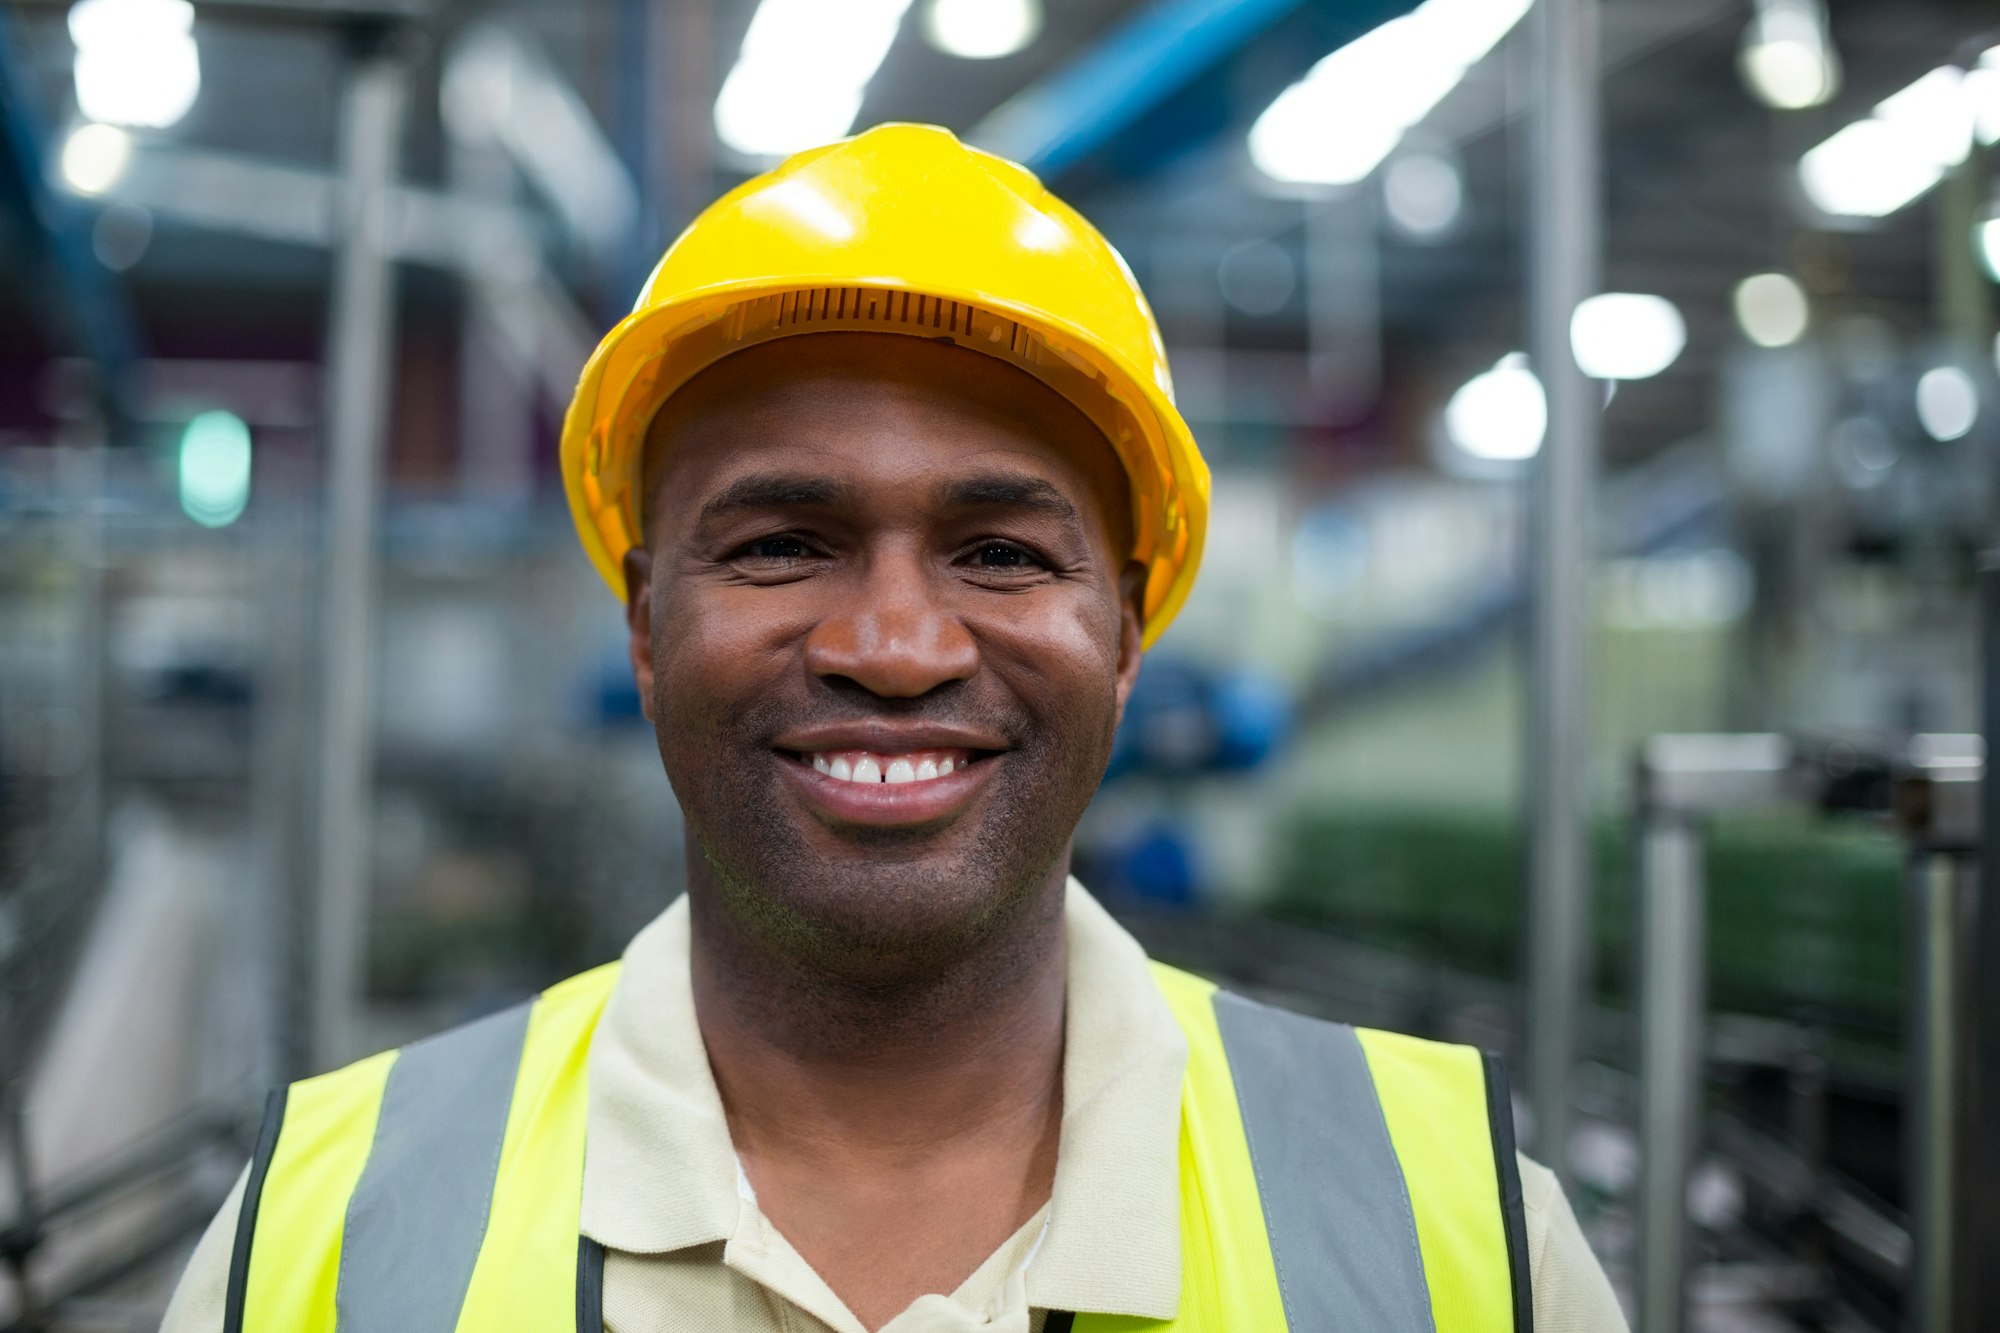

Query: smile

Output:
[803, 748, 972, 784]
[778, 740, 1000, 827]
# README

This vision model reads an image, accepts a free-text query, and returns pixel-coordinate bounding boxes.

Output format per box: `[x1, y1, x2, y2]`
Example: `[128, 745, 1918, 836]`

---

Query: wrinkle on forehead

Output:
[638, 332, 1133, 553]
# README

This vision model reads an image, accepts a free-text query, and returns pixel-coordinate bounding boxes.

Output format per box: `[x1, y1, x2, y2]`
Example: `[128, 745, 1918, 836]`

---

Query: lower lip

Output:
[780, 753, 995, 826]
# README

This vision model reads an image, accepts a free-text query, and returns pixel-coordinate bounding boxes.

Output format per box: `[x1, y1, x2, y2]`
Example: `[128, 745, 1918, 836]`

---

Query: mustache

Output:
[729, 682, 1027, 748]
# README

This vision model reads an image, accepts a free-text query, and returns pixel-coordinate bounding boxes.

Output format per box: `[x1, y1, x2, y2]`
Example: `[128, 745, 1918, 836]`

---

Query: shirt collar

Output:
[579, 878, 1187, 1320]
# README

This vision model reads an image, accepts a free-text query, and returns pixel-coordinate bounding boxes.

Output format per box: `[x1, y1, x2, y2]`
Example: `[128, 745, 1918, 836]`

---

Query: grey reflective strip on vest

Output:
[335, 1001, 534, 1333]
[1212, 990, 1438, 1333]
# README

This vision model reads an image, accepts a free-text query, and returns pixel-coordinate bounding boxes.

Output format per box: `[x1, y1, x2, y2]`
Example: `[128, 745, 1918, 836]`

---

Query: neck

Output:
[686, 868, 1069, 1161]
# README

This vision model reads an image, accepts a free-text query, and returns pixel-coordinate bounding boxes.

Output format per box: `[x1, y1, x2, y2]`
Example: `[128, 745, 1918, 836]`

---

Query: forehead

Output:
[641, 333, 1129, 533]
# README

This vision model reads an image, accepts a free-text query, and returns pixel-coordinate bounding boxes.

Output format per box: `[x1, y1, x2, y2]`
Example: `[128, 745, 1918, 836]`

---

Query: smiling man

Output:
[163, 125, 1625, 1332]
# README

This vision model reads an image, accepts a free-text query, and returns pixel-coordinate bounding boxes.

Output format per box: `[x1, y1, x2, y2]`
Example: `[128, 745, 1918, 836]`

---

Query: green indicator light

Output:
[178, 409, 251, 528]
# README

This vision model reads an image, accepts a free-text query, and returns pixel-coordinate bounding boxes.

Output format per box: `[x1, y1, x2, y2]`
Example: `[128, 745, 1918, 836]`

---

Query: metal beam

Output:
[1523, 0, 1600, 1188]
[87, 144, 592, 408]
[312, 43, 410, 1070]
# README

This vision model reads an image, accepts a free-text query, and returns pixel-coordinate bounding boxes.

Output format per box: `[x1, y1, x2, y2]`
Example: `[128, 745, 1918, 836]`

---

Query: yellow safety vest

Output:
[223, 961, 1531, 1331]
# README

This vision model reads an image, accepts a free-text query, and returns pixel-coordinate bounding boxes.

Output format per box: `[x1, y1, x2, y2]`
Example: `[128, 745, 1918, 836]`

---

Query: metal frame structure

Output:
[1631, 732, 1984, 1332]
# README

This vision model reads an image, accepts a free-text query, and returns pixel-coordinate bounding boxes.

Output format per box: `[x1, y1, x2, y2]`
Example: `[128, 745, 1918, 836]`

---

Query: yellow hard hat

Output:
[559, 122, 1207, 648]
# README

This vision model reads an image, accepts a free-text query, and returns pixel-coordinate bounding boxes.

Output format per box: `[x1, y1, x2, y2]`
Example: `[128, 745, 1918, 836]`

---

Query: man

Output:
[164, 124, 1625, 1332]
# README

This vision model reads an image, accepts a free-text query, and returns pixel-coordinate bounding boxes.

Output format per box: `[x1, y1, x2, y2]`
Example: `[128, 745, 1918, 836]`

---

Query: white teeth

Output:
[810, 751, 971, 783]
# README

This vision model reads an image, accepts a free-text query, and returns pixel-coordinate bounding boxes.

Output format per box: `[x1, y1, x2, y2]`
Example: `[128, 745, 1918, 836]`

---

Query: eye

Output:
[738, 534, 813, 562]
[968, 540, 1045, 570]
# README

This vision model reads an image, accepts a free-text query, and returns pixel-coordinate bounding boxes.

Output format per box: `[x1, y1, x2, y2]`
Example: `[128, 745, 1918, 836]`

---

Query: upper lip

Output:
[773, 721, 1010, 754]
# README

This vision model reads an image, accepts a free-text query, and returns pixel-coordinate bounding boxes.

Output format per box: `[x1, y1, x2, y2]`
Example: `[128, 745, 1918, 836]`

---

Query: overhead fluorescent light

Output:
[1570, 293, 1686, 380]
[68, 0, 200, 130]
[1732, 272, 1810, 347]
[1249, 0, 1530, 187]
[1444, 353, 1545, 462]
[59, 121, 132, 195]
[1798, 65, 1973, 218]
[1915, 365, 1978, 441]
[925, 0, 1040, 60]
[715, 0, 915, 158]
[1738, 0, 1839, 111]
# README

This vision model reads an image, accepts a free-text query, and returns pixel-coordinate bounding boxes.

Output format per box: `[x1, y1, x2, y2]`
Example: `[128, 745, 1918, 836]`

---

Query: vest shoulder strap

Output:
[1116, 962, 1530, 1333]
[225, 961, 620, 1333]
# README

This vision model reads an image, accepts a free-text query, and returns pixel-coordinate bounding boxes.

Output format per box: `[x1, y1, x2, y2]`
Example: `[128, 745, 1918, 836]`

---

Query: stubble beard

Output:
[660, 690, 1116, 1042]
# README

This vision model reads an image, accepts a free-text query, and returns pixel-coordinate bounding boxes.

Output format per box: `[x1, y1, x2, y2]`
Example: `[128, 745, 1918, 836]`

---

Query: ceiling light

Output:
[925, 0, 1040, 59]
[1915, 365, 1978, 441]
[179, 410, 253, 528]
[1732, 272, 1810, 346]
[1738, 0, 1839, 110]
[714, 0, 914, 158]
[1249, 0, 1530, 186]
[1969, 47, 2000, 145]
[1799, 66, 1971, 218]
[68, 0, 200, 130]
[1444, 353, 1545, 461]
[60, 121, 132, 195]
[1383, 152, 1463, 239]
[1978, 217, 2000, 283]
[1569, 293, 1685, 380]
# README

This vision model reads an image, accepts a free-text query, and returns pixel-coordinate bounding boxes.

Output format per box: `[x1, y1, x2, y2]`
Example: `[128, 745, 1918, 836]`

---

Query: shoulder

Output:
[1517, 1155, 1631, 1332]
[160, 1165, 247, 1333]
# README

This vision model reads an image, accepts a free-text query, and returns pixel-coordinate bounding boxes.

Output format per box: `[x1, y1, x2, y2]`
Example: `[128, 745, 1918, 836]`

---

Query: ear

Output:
[623, 546, 657, 724]
[1112, 559, 1147, 724]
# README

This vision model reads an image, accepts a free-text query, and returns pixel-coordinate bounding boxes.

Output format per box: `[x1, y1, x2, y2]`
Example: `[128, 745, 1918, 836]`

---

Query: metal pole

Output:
[313, 41, 409, 1070]
[1635, 809, 1703, 1333]
[1906, 849, 1971, 1333]
[1973, 556, 2000, 1332]
[1896, 746, 1983, 1333]
[1524, 0, 1600, 1176]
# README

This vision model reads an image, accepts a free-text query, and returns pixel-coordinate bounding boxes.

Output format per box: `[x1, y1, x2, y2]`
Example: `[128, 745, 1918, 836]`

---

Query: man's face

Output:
[625, 332, 1145, 978]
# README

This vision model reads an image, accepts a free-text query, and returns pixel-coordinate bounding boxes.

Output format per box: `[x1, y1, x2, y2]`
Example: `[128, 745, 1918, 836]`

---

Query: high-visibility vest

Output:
[222, 960, 1531, 1332]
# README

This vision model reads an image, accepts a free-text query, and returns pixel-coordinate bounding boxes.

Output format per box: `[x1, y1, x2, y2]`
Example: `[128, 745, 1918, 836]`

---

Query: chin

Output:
[682, 781, 1072, 983]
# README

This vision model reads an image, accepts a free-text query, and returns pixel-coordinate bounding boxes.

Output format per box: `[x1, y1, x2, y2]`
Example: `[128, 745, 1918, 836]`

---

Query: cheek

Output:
[648, 586, 792, 741]
[978, 591, 1125, 728]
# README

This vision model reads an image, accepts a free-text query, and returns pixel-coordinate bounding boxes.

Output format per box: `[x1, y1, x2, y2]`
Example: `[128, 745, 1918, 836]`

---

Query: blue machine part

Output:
[1106, 657, 1293, 779]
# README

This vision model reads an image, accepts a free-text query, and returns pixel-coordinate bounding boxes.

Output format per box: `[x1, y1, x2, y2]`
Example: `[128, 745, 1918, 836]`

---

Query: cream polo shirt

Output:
[163, 881, 1628, 1332]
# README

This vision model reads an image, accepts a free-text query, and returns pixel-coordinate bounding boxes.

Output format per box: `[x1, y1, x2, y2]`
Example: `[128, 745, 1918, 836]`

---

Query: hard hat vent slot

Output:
[759, 287, 984, 341]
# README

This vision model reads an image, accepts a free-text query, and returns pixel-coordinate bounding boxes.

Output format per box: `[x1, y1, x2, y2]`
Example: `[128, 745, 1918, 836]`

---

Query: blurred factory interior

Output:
[2, 0, 2000, 1326]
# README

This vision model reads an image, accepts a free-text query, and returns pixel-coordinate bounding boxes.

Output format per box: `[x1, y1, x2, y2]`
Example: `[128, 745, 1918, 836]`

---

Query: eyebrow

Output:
[938, 474, 1081, 526]
[690, 470, 1085, 530]
[696, 473, 853, 524]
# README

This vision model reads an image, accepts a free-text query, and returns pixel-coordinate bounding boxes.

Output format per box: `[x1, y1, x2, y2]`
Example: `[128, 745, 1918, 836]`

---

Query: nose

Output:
[803, 553, 978, 698]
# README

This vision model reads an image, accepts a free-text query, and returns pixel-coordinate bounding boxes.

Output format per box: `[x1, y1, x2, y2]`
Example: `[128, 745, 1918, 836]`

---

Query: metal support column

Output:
[1906, 851, 1970, 1333]
[1631, 734, 1792, 1333]
[312, 40, 409, 1070]
[1524, 0, 1601, 1176]
[1635, 811, 1703, 1333]
[1896, 740, 1982, 1333]
[1973, 557, 2000, 1333]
